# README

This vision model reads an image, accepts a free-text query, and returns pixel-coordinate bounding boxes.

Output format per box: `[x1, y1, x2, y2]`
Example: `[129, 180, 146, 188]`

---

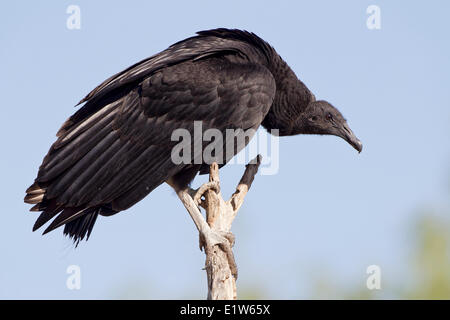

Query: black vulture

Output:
[24, 28, 362, 244]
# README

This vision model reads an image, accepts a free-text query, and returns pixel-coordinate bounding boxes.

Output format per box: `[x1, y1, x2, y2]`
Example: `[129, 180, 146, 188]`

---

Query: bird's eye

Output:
[326, 113, 333, 121]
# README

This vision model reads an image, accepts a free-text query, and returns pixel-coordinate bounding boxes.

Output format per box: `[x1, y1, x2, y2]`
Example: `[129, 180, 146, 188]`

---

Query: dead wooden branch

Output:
[170, 155, 262, 300]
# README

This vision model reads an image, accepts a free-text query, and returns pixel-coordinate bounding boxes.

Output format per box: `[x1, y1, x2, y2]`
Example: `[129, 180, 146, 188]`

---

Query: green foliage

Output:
[310, 213, 450, 299]
[405, 214, 450, 299]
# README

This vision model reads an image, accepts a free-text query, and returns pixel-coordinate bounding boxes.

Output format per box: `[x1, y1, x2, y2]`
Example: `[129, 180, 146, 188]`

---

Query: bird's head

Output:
[295, 100, 363, 153]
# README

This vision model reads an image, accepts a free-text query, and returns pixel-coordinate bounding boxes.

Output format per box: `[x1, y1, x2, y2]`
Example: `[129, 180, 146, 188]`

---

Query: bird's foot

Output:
[192, 181, 220, 205]
[199, 230, 235, 250]
[199, 229, 237, 279]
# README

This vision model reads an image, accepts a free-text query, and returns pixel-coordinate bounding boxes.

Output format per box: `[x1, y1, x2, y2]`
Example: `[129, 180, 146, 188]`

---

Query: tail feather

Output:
[63, 209, 99, 247]
[26, 178, 117, 246]
[43, 207, 85, 235]
[32, 200, 62, 231]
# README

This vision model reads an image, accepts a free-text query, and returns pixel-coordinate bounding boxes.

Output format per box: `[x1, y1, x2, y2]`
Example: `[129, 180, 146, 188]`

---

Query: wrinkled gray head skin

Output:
[296, 100, 363, 152]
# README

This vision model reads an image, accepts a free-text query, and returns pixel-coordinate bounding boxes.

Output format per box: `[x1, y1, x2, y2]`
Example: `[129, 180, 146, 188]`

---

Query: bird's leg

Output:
[174, 187, 238, 279]
[174, 188, 210, 234]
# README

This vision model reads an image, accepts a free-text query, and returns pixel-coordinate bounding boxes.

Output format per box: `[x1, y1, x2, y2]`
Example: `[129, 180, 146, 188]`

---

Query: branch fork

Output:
[170, 155, 262, 300]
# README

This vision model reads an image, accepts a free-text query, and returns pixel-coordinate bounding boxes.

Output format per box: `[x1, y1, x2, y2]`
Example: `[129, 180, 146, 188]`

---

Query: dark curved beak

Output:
[340, 122, 363, 153]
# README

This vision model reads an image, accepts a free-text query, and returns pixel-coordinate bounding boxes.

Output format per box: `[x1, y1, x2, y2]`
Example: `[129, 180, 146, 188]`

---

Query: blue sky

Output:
[1, 1, 449, 299]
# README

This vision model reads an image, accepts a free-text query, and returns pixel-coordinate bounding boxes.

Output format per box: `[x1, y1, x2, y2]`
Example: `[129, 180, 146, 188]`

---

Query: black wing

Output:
[25, 57, 275, 243]
[75, 29, 272, 108]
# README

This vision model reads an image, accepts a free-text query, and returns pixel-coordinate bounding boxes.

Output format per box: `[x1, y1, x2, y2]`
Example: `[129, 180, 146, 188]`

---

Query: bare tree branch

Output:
[169, 155, 262, 300]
